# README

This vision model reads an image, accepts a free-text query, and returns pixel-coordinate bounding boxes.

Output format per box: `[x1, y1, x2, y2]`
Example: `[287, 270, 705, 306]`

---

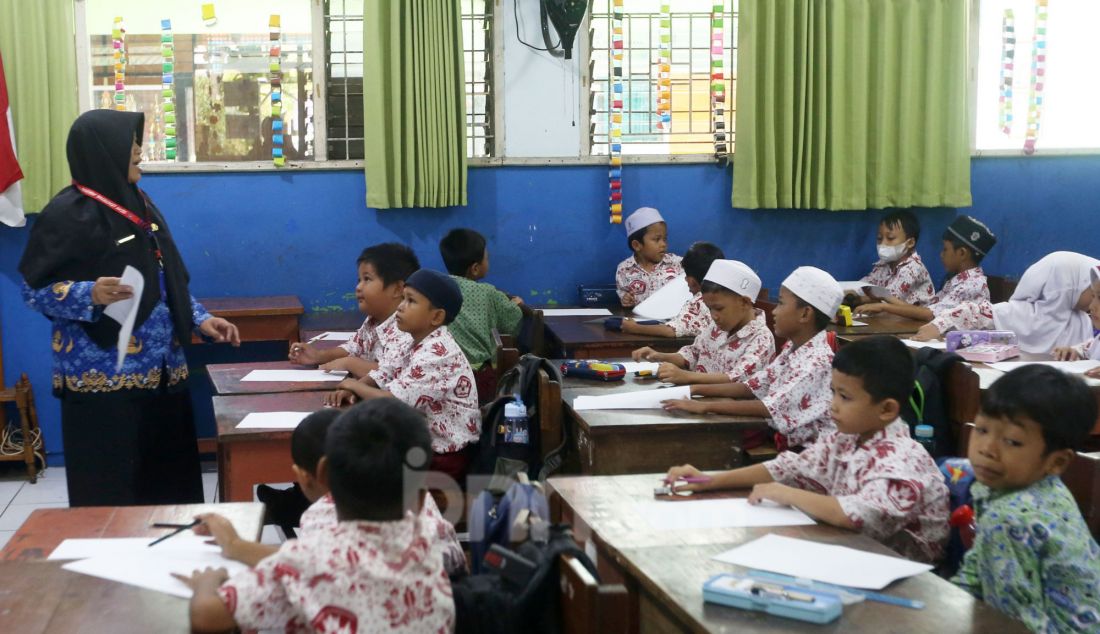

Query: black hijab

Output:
[19, 110, 196, 351]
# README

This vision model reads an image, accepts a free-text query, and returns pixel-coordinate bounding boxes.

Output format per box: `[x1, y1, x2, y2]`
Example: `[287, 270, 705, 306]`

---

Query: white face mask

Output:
[877, 242, 910, 263]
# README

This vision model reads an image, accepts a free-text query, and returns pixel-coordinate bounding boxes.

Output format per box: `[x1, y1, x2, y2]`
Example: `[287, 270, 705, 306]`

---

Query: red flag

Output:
[0, 49, 25, 227]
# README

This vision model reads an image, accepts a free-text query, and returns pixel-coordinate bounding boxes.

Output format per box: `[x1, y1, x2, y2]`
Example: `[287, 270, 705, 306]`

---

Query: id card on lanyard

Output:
[72, 181, 168, 302]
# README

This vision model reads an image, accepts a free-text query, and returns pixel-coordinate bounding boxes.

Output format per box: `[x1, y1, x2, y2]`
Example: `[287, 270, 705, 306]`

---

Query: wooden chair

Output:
[536, 367, 563, 470]
[0, 329, 42, 482]
[944, 363, 982, 456]
[492, 328, 521, 379]
[986, 275, 1018, 304]
[559, 554, 629, 634]
[1062, 452, 1100, 538]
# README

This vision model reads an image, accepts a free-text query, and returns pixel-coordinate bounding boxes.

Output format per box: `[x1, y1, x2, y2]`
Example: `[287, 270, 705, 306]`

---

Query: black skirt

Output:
[60, 383, 204, 507]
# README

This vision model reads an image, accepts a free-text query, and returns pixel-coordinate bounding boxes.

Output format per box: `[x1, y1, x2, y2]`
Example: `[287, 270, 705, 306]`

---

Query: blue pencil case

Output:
[702, 573, 843, 624]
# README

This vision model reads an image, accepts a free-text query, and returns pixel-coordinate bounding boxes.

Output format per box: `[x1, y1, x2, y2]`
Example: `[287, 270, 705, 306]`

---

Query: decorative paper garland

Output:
[112, 17, 126, 111]
[655, 3, 671, 131]
[270, 14, 284, 167]
[161, 19, 176, 160]
[609, 0, 624, 224]
[998, 9, 1015, 136]
[710, 1, 727, 159]
[1023, 0, 1048, 155]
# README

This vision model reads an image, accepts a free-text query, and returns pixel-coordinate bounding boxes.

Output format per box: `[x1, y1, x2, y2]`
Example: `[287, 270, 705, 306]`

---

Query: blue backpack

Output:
[468, 480, 551, 574]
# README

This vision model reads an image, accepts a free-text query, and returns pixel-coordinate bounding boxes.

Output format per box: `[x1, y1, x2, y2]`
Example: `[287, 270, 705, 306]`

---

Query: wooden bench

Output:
[559, 554, 629, 634]
[0, 324, 42, 483]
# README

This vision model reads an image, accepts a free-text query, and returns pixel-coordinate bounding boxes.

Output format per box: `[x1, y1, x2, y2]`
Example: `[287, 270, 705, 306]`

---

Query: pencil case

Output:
[559, 360, 626, 381]
[945, 330, 1017, 352]
[703, 573, 843, 624]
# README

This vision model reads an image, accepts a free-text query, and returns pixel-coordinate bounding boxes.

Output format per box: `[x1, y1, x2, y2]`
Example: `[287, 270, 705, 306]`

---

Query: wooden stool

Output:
[0, 374, 43, 483]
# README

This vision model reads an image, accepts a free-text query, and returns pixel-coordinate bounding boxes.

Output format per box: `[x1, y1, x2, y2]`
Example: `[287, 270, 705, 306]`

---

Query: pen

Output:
[150, 522, 198, 529]
[148, 518, 200, 547]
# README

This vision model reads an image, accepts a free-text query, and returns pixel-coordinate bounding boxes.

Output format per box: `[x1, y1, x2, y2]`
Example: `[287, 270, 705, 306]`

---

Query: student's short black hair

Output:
[357, 243, 421, 286]
[325, 399, 433, 520]
[880, 210, 920, 243]
[440, 228, 487, 276]
[794, 297, 832, 330]
[290, 409, 342, 473]
[942, 232, 984, 264]
[981, 365, 1098, 453]
[832, 336, 915, 405]
[681, 242, 725, 282]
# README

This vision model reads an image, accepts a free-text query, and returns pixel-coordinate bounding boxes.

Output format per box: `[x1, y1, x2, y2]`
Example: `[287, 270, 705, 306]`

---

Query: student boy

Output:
[851, 210, 934, 307]
[662, 266, 842, 449]
[633, 259, 774, 386]
[615, 206, 683, 307]
[618, 241, 725, 338]
[666, 336, 950, 564]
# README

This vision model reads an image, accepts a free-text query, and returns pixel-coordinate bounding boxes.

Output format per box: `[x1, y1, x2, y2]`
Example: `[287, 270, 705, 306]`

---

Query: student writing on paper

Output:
[615, 206, 683, 307]
[857, 215, 996, 331]
[662, 267, 842, 450]
[952, 366, 1100, 631]
[666, 337, 950, 564]
[847, 210, 934, 308]
[634, 259, 774, 386]
[288, 243, 419, 378]
[325, 270, 481, 482]
[17, 110, 240, 507]
[177, 400, 457, 633]
[1052, 266, 1100, 378]
[619, 241, 723, 338]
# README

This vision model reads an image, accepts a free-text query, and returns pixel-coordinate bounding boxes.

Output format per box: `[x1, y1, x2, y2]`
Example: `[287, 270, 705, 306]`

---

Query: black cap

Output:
[946, 215, 996, 257]
[404, 269, 463, 325]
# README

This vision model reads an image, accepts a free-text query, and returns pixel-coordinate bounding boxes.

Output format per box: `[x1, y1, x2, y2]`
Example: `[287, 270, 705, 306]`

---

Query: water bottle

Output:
[504, 396, 529, 444]
[914, 424, 935, 456]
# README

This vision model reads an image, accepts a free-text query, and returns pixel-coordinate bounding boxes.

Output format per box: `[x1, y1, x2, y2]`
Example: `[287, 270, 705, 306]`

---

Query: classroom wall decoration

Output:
[608, 0, 623, 224]
[161, 19, 176, 160]
[711, 1, 727, 160]
[999, 9, 1015, 136]
[655, 3, 671, 132]
[112, 17, 126, 111]
[270, 14, 284, 167]
[1023, 0, 1048, 155]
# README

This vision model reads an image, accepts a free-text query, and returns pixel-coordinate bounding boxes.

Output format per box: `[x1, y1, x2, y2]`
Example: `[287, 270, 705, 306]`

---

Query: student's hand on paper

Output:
[748, 482, 793, 507]
[621, 292, 637, 307]
[664, 464, 705, 492]
[854, 303, 886, 315]
[172, 566, 229, 591]
[194, 513, 242, 555]
[324, 387, 356, 407]
[91, 276, 134, 306]
[662, 397, 706, 414]
[1053, 346, 1082, 361]
[657, 362, 686, 383]
[911, 324, 942, 342]
[632, 346, 657, 362]
[200, 317, 241, 346]
[288, 342, 321, 365]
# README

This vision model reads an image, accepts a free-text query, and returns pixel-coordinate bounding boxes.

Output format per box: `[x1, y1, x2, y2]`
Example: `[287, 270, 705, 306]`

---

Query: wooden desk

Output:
[207, 360, 345, 395]
[832, 314, 927, 342]
[548, 474, 1027, 633]
[544, 315, 694, 359]
[195, 295, 304, 344]
[299, 310, 365, 340]
[214, 391, 339, 502]
[1, 503, 265, 562]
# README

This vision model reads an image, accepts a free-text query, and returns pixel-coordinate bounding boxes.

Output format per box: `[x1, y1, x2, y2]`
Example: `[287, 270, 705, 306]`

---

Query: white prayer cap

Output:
[782, 266, 843, 320]
[624, 207, 665, 236]
[1092, 265, 1100, 286]
[703, 260, 761, 300]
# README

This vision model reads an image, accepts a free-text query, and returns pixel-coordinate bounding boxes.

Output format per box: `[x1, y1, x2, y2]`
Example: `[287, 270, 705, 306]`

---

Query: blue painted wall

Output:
[2, 155, 1099, 461]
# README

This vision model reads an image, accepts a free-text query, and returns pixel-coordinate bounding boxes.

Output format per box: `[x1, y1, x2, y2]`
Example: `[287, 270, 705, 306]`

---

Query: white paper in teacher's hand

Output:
[103, 265, 145, 372]
[572, 385, 690, 410]
[240, 369, 348, 382]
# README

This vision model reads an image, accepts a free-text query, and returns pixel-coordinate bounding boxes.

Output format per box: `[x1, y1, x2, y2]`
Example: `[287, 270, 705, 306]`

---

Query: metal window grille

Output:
[589, 0, 737, 156]
[324, 0, 494, 160]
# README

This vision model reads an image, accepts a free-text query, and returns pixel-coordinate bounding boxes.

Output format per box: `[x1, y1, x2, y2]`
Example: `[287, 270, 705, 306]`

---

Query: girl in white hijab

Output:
[1053, 266, 1100, 373]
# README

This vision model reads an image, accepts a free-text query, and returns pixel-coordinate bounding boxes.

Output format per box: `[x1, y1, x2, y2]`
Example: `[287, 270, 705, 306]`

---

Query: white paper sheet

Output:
[103, 265, 145, 371]
[837, 281, 890, 300]
[970, 367, 1005, 390]
[541, 308, 614, 317]
[635, 499, 815, 530]
[240, 369, 347, 382]
[236, 411, 313, 429]
[987, 359, 1100, 374]
[902, 339, 947, 350]
[632, 276, 692, 320]
[848, 320, 869, 327]
[62, 553, 248, 599]
[49, 534, 221, 561]
[572, 385, 690, 410]
[712, 534, 932, 590]
[620, 361, 660, 374]
[308, 331, 356, 342]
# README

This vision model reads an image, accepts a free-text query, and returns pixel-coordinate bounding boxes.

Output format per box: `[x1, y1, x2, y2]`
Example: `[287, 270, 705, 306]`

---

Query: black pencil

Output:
[148, 518, 200, 547]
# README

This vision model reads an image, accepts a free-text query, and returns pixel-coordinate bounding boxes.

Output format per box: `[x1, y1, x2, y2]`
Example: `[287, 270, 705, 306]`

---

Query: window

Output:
[973, 0, 1100, 152]
[589, 0, 736, 156]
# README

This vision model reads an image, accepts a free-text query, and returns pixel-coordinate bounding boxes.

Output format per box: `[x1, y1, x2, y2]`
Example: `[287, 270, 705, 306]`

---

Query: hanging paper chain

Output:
[998, 10, 1015, 136]
[655, 3, 671, 131]
[710, 1, 727, 159]
[112, 17, 126, 111]
[270, 14, 285, 167]
[161, 19, 176, 160]
[1023, 0, 1048, 155]
[609, 0, 624, 223]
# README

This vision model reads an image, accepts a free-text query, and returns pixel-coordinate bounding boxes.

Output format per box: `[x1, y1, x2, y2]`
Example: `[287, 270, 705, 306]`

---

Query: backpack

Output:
[468, 479, 551, 574]
[900, 348, 965, 457]
[453, 523, 599, 634]
[938, 457, 977, 576]
[469, 354, 568, 484]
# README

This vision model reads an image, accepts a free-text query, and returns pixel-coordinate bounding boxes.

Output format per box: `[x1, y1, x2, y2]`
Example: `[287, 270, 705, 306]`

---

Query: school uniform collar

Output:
[730, 309, 766, 340]
[838, 418, 910, 451]
[411, 325, 446, 351]
[955, 266, 984, 281]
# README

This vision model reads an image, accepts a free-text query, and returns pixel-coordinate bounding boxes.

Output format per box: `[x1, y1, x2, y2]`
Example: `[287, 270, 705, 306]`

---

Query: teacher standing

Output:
[18, 110, 239, 506]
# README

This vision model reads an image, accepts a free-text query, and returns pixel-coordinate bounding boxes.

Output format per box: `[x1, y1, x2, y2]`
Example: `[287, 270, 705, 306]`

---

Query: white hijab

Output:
[992, 251, 1100, 353]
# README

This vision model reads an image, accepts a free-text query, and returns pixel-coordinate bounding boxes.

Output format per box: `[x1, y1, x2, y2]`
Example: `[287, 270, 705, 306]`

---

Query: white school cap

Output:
[782, 266, 844, 320]
[624, 207, 665, 236]
[1092, 265, 1100, 285]
[703, 260, 761, 300]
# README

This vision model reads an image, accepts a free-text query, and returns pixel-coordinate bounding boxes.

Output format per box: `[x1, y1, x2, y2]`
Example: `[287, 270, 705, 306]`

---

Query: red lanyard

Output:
[72, 181, 163, 267]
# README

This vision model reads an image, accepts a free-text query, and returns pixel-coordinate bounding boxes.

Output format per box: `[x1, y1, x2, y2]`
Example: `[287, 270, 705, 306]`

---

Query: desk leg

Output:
[219, 440, 297, 502]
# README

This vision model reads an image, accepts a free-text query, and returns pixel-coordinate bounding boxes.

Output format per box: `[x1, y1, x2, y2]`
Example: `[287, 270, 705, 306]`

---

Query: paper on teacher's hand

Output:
[636, 499, 814, 530]
[103, 265, 145, 372]
[240, 369, 348, 382]
[632, 275, 692, 320]
[572, 385, 690, 410]
[237, 411, 312, 429]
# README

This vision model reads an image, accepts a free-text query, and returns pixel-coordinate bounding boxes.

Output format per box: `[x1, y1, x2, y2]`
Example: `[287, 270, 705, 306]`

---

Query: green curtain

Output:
[732, 0, 971, 210]
[363, 0, 467, 209]
[0, 0, 78, 214]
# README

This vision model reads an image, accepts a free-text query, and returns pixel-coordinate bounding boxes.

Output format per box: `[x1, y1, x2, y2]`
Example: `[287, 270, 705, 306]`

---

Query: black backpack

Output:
[901, 348, 966, 457]
[453, 524, 598, 634]
[469, 355, 568, 483]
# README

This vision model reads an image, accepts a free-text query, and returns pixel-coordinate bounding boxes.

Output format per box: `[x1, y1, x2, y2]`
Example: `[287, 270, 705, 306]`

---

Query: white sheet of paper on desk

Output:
[986, 359, 1100, 386]
[969, 366, 1005, 390]
[237, 411, 312, 429]
[62, 553, 248, 599]
[902, 339, 947, 350]
[620, 361, 660, 374]
[49, 534, 221, 561]
[632, 276, 692, 320]
[572, 385, 690, 410]
[837, 281, 890, 299]
[102, 265, 145, 372]
[712, 534, 932, 590]
[636, 499, 814, 530]
[310, 331, 355, 342]
[541, 308, 614, 317]
[848, 320, 869, 327]
[240, 369, 347, 382]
